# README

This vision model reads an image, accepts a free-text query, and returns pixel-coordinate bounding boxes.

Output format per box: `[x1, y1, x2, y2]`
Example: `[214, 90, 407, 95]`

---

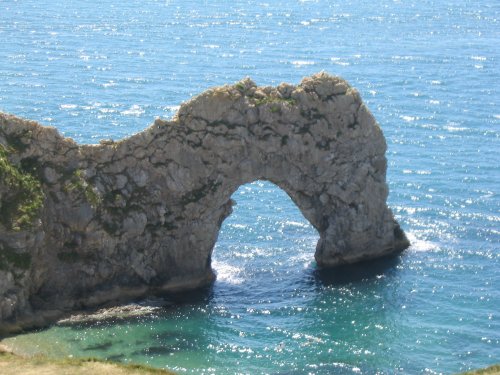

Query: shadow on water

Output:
[312, 254, 402, 286]
[66, 316, 143, 331]
[133, 345, 177, 356]
[161, 255, 403, 304]
[159, 285, 214, 305]
[150, 330, 200, 347]
[271, 363, 379, 375]
[83, 340, 115, 351]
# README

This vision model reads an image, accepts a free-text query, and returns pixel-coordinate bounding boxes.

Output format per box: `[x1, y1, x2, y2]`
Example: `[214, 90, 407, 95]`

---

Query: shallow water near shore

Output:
[1, 0, 499, 374]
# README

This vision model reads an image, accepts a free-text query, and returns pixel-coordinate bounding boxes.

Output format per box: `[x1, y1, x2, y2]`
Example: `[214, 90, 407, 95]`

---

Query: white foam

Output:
[289, 252, 314, 269]
[163, 105, 180, 112]
[401, 115, 416, 122]
[292, 60, 315, 67]
[444, 125, 467, 132]
[99, 107, 117, 114]
[230, 223, 247, 229]
[331, 57, 350, 66]
[406, 232, 438, 252]
[121, 104, 145, 116]
[285, 220, 307, 228]
[60, 104, 77, 109]
[392, 55, 415, 61]
[102, 81, 116, 88]
[212, 260, 244, 285]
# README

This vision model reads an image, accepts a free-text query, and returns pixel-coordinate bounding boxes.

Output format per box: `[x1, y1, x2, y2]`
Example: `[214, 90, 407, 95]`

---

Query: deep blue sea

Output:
[1, 0, 499, 374]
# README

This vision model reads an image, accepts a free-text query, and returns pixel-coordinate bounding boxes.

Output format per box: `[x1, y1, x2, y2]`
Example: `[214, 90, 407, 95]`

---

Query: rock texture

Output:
[0, 73, 409, 333]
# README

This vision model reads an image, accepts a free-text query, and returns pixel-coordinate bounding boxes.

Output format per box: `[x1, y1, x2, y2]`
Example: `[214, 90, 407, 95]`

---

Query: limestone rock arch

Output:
[0, 73, 409, 331]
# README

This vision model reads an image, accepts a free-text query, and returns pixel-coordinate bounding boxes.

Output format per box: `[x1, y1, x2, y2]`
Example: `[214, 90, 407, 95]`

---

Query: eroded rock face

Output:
[0, 73, 409, 333]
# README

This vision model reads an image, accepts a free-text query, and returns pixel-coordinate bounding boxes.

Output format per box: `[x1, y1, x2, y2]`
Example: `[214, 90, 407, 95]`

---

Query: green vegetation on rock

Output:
[64, 169, 101, 207]
[2, 129, 32, 153]
[232, 80, 297, 109]
[0, 244, 31, 271]
[0, 145, 44, 231]
[234, 82, 246, 92]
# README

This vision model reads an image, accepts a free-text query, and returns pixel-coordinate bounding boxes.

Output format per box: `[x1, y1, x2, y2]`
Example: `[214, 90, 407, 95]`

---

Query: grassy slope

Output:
[0, 347, 176, 375]
[1, 344, 498, 374]
[460, 365, 500, 375]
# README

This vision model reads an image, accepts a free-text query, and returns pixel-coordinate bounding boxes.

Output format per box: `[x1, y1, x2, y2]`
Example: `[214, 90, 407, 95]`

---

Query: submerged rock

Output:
[0, 73, 409, 333]
[56, 301, 165, 326]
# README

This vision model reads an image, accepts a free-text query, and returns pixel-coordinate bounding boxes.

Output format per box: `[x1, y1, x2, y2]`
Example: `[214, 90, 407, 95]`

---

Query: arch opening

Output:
[211, 180, 320, 287]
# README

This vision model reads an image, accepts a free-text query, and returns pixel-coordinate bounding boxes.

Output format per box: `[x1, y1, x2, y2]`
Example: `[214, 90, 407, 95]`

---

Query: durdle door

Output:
[0, 73, 409, 333]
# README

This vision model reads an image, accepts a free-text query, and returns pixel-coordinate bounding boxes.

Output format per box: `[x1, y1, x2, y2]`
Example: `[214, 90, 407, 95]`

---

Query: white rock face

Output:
[0, 73, 409, 333]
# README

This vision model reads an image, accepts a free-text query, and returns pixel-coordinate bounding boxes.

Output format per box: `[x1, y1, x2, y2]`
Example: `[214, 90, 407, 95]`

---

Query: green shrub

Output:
[64, 169, 101, 207]
[0, 244, 31, 270]
[0, 145, 44, 230]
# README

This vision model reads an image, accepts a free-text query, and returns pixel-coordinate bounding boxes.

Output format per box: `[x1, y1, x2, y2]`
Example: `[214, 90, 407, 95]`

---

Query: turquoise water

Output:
[1, 0, 499, 373]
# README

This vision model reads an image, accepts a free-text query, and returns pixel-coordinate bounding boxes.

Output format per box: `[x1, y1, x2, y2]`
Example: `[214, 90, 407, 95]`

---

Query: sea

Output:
[0, 0, 498, 374]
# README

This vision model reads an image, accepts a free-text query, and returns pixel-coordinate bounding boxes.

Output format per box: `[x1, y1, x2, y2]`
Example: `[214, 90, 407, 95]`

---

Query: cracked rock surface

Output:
[0, 73, 409, 333]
